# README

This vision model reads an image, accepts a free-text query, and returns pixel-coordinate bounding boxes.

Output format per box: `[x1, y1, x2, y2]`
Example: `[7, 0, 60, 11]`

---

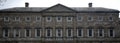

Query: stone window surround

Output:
[98, 29, 104, 37]
[56, 16, 62, 22]
[4, 16, 9, 21]
[77, 28, 83, 37]
[87, 28, 94, 37]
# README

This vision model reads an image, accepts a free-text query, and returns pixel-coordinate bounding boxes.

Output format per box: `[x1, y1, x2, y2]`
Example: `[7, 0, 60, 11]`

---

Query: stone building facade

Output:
[0, 3, 119, 43]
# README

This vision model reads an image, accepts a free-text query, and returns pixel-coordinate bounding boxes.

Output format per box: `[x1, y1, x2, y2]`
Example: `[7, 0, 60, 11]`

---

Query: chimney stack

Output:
[88, 3, 92, 7]
[25, 2, 29, 7]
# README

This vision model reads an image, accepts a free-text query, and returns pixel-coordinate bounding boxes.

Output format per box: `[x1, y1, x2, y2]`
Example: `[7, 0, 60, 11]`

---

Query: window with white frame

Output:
[56, 16, 62, 22]
[108, 16, 113, 21]
[4, 17, 9, 21]
[98, 28, 104, 37]
[66, 28, 73, 37]
[13, 27, 20, 37]
[87, 27, 93, 37]
[36, 16, 41, 21]
[77, 16, 82, 21]
[25, 17, 31, 21]
[108, 27, 114, 37]
[46, 16, 52, 22]
[35, 27, 41, 37]
[67, 17, 72, 22]
[46, 27, 52, 37]
[77, 27, 83, 37]
[56, 29, 62, 37]
[88, 16, 93, 21]
[98, 16, 103, 21]
[3, 27, 10, 37]
[25, 27, 31, 37]
[14, 17, 20, 21]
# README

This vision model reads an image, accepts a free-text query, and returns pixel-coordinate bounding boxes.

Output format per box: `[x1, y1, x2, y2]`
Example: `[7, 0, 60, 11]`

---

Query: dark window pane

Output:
[26, 29, 30, 37]
[68, 29, 71, 36]
[78, 29, 82, 36]
[37, 29, 40, 36]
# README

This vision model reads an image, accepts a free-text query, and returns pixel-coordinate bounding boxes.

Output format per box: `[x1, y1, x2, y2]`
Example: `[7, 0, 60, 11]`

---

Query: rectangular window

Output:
[46, 29, 52, 37]
[98, 16, 103, 21]
[36, 17, 41, 21]
[35, 29, 41, 37]
[109, 29, 114, 37]
[88, 16, 93, 21]
[87, 29, 93, 37]
[67, 29, 72, 37]
[4, 17, 9, 21]
[3, 29, 9, 37]
[109, 16, 113, 21]
[25, 17, 31, 21]
[14, 29, 20, 37]
[56, 16, 62, 22]
[67, 17, 72, 22]
[56, 29, 62, 37]
[98, 29, 104, 37]
[77, 29, 83, 37]
[25, 29, 31, 37]
[77, 16, 82, 21]
[46, 16, 52, 22]
[14, 17, 20, 21]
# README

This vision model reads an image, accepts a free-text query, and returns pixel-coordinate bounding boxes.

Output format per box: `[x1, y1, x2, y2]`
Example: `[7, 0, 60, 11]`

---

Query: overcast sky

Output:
[0, 0, 120, 17]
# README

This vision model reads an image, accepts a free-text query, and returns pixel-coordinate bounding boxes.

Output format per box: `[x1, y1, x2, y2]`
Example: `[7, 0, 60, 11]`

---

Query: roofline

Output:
[0, 11, 119, 13]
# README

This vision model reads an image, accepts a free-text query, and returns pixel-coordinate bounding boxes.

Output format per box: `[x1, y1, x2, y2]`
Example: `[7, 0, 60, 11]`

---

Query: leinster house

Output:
[0, 2, 120, 43]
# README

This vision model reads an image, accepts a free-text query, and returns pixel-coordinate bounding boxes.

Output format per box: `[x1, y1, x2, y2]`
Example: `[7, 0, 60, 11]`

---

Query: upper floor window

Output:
[35, 27, 41, 37]
[25, 17, 31, 21]
[13, 27, 20, 37]
[36, 16, 41, 21]
[4, 17, 9, 21]
[14, 17, 20, 21]
[108, 27, 114, 37]
[87, 27, 93, 37]
[98, 16, 103, 21]
[77, 27, 83, 37]
[56, 16, 62, 22]
[67, 17, 72, 22]
[2, 27, 10, 37]
[108, 16, 113, 21]
[77, 16, 82, 21]
[88, 16, 93, 21]
[98, 28, 104, 37]
[46, 16, 52, 22]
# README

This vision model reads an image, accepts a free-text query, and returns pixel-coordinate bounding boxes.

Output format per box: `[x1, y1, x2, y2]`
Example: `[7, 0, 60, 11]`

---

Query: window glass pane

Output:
[37, 29, 40, 36]
[26, 29, 30, 37]
[99, 29, 103, 36]
[47, 29, 51, 37]
[78, 29, 82, 36]
[68, 29, 72, 37]
[4, 29, 8, 37]
[110, 29, 113, 36]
